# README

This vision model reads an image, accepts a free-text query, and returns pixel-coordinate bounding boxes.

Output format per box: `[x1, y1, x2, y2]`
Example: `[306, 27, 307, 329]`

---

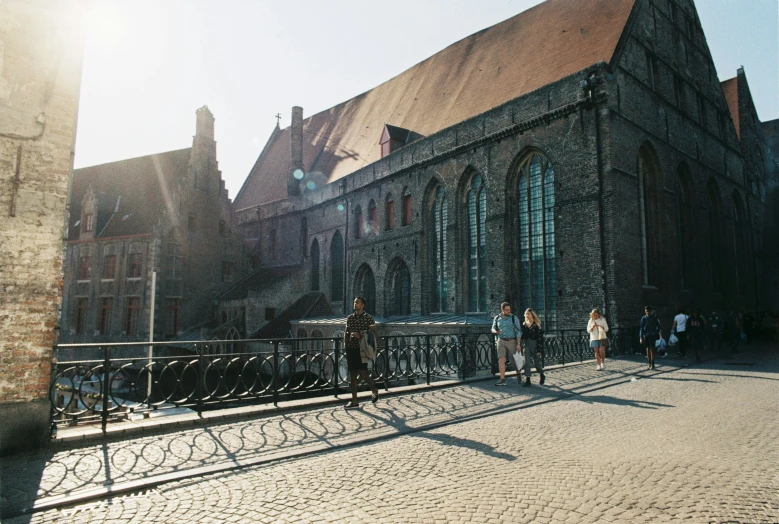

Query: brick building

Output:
[229, 0, 777, 336]
[0, 0, 84, 454]
[61, 107, 247, 356]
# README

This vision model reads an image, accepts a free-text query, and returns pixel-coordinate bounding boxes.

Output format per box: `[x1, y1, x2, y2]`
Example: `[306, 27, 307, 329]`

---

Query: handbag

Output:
[512, 350, 525, 371]
[601, 337, 610, 348]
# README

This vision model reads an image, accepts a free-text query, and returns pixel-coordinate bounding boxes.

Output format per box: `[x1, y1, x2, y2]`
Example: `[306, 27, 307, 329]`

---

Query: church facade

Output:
[229, 0, 777, 332]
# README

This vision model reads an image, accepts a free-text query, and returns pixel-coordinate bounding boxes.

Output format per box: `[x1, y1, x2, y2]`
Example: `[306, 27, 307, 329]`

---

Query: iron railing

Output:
[49, 329, 638, 432]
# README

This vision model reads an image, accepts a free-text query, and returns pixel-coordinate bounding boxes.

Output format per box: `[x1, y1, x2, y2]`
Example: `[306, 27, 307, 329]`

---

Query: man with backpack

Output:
[492, 302, 522, 385]
[639, 305, 663, 370]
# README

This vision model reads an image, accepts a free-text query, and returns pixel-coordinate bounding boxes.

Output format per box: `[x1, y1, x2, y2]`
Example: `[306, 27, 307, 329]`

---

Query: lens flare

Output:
[293, 169, 304, 180]
[305, 181, 317, 191]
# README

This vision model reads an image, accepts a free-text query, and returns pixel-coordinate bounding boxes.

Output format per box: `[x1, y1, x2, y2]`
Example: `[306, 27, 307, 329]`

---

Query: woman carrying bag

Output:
[519, 308, 546, 387]
[587, 309, 609, 370]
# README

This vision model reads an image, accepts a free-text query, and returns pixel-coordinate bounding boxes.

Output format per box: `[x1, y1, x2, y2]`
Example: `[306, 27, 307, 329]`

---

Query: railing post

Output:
[196, 343, 204, 417]
[560, 330, 566, 366]
[384, 337, 390, 392]
[333, 337, 340, 398]
[273, 341, 280, 407]
[425, 335, 431, 386]
[101, 345, 109, 434]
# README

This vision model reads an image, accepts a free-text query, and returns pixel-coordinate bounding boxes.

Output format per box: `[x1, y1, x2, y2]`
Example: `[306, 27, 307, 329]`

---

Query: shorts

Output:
[346, 345, 367, 371]
[590, 340, 605, 348]
[642, 333, 659, 350]
[497, 338, 518, 359]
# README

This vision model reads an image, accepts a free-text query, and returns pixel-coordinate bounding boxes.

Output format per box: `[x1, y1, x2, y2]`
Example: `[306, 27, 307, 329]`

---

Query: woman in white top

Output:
[587, 308, 609, 370]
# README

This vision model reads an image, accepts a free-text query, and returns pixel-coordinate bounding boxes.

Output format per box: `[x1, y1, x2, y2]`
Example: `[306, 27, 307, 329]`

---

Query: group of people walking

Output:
[341, 294, 776, 408]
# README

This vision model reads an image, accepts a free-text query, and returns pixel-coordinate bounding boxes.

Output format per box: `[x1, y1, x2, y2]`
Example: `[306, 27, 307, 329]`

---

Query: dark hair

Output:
[500, 302, 510, 310]
[354, 296, 366, 306]
[645, 305, 653, 311]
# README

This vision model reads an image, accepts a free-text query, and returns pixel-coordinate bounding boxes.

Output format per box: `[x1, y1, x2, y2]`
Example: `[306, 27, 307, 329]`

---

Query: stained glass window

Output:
[433, 186, 448, 312]
[467, 174, 487, 312]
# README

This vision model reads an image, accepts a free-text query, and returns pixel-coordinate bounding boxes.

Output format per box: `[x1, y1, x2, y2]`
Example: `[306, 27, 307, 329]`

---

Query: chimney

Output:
[288, 106, 303, 197]
[195, 106, 214, 140]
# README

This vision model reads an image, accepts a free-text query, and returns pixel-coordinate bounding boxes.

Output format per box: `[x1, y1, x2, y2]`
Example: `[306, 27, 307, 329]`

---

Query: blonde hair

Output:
[524, 308, 541, 327]
[589, 309, 601, 319]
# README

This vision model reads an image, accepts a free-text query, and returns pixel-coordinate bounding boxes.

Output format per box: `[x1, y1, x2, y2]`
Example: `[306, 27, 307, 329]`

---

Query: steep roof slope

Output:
[234, 0, 635, 210]
[68, 149, 191, 240]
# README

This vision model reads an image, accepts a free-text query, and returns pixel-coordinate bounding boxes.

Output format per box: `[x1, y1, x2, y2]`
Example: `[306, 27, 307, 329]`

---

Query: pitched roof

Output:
[216, 265, 301, 301]
[234, 0, 635, 210]
[721, 77, 740, 138]
[68, 149, 192, 240]
[251, 292, 333, 338]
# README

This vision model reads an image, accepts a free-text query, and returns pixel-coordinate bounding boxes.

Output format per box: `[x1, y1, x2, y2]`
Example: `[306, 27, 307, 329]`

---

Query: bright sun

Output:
[83, 2, 126, 49]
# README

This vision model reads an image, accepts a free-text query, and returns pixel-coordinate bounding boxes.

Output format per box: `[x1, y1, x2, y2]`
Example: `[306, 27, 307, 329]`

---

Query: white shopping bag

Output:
[513, 350, 525, 371]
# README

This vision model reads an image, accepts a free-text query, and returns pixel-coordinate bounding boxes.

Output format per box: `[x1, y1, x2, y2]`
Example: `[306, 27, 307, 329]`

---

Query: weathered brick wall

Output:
[0, 0, 83, 453]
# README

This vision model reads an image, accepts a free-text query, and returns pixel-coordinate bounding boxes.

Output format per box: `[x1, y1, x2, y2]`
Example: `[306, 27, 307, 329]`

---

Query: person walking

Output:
[672, 307, 689, 358]
[519, 308, 545, 387]
[587, 309, 609, 370]
[725, 308, 742, 354]
[343, 296, 379, 409]
[492, 302, 522, 386]
[639, 305, 663, 370]
[709, 311, 724, 353]
[688, 310, 706, 363]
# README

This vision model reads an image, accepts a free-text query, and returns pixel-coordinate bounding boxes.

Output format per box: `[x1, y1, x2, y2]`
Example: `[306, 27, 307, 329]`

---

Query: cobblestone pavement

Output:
[5, 348, 779, 523]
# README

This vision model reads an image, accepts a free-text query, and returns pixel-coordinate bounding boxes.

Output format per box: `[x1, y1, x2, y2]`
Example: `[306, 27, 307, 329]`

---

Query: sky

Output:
[74, 0, 779, 199]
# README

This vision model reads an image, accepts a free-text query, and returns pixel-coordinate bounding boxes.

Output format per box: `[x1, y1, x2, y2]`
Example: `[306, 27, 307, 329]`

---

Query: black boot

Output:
[522, 377, 531, 387]
[539, 373, 546, 385]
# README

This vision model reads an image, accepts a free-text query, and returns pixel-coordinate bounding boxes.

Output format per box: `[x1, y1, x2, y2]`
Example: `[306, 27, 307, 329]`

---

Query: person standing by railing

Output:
[587, 309, 609, 370]
[688, 310, 706, 363]
[639, 305, 663, 370]
[343, 296, 379, 409]
[520, 308, 546, 387]
[492, 302, 522, 386]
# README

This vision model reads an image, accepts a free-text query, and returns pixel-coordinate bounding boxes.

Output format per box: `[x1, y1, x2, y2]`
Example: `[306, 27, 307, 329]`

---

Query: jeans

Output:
[523, 339, 544, 377]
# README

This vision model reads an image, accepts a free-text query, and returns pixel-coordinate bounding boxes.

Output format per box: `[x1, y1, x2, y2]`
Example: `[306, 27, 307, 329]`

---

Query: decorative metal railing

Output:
[49, 328, 639, 432]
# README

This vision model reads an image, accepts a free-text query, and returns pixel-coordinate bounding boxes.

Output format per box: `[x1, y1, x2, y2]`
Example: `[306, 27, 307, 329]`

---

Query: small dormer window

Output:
[379, 125, 423, 158]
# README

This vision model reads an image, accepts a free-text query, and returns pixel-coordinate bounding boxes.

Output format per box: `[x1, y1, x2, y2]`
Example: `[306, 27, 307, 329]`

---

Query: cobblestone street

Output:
[4, 347, 779, 523]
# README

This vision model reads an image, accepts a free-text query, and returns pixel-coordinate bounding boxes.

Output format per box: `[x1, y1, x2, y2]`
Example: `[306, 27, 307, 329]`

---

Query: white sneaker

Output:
[601, 363, 605, 370]
[596, 364, 602, 370]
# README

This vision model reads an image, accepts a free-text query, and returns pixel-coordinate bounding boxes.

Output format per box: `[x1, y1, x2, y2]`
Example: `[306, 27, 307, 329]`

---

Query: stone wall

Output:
[0, 0, 84, 454]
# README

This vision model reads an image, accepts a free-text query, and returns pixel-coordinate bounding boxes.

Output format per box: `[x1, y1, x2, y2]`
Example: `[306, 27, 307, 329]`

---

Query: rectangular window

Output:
[99, 297, 112, 335]
[127, 253, 142, 278]
[83, 213, 94, 233]
[102, 255, 116, 279]
[402, 194, 412, 226]
[646, 52, 658, 91]
[75, 297, 88, 334]
[673, 75, 684, 112]
[166, 245, 182, 279]
[386, 200, 394, 230]
[165, 298, 179, 336]
[78, 256, 91, 280]
[265, 307, 276, 321]
[697, 93, 707, 128]
[125, 297, 140, 335]
[222, 261, 234, 283]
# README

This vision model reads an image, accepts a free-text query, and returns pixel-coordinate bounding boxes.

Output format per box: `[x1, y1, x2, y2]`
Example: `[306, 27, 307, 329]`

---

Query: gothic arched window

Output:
[368, 199, 377, 234]
[466, 173, 487, 312]
[354, 205, 363, 239]
[676, 165, 694, 289]
[638, 144, 661, 286]
[331, 231, 344, 302]
[731, 194, 747, 296]
[707, 179, 723, 293]
[353, 264, 376, 315]
[386, 259, 410, 316]
[517, 152, 557, 329]
[432, 186, 448, 312]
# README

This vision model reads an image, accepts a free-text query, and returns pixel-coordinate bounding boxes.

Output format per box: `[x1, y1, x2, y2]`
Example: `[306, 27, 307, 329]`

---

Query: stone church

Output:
[61, 107, 247, 352]
[227, 0, 778, 337]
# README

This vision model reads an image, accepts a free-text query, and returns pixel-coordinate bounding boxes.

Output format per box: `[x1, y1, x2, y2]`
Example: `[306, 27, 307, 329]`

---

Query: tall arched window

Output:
[466, 173, 487, 312]
[385, 193, 395, 230]
[386, 258, 411, 316]
[310, 239, 320, 291]
[331, 231, 344, 302]
[638, 144, 661, 286]
[402, 186, 413, 226]
[517, 152, 557, 329]
[353, 264, 376, 314]
[731, 194, 747, 297]
[432, 186, 448, 312]
[676, 165, 694, 289]
[368, 199, 377, 234]
[707, 179, 723, 293]
[354, 205, 363, 239]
